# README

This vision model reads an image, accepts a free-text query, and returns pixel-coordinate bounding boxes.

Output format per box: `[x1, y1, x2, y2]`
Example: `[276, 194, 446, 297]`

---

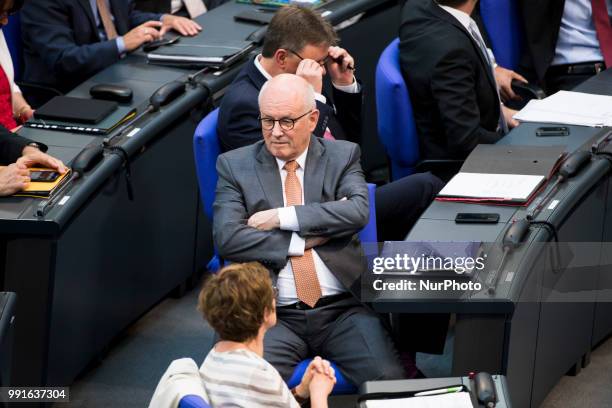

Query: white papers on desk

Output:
[438, 173, 545, 201]
[513, 91, 612, 127]
[365, 392, 473, 408]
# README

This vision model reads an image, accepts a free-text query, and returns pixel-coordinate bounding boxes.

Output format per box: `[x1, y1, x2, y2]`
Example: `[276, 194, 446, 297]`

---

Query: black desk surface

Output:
[0, 0, 393, 235]
[369, 69, 612, 310]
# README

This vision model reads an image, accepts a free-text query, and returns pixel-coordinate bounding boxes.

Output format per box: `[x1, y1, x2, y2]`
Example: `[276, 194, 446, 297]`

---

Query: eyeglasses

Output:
[287, 49, 329, 68]
[272, 286, 279, 298]
[259, 110, 313, 131]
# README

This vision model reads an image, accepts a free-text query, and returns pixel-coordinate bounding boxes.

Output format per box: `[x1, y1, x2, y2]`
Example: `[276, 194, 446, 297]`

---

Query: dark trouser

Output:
[375, 172, 445, 242]
[264, 296, 405, 387]
[393, 313, 450, 354]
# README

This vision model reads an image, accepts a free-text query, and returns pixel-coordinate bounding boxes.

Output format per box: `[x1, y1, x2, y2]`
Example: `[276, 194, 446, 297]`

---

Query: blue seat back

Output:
[357, 183, 377, 244]
[194, 108, 222, 272]
[178, 394, 211, 408]
[4, 14, 22, 81]
[479, 0, 524, 70]
[193, 108, 220, 220]
[375, 38, 420, 181]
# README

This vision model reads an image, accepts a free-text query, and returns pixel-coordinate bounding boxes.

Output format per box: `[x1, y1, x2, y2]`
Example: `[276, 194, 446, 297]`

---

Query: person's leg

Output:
[319, 302, 405, 387]
[375, 172, 445, 241]
[264, 310, 310, 381]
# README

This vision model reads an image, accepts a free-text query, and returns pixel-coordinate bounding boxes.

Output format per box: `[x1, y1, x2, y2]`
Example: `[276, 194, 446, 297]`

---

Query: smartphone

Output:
[30, 170, 60, 183]
[455, 213, 500, 224]
[536, 126, 569, 137]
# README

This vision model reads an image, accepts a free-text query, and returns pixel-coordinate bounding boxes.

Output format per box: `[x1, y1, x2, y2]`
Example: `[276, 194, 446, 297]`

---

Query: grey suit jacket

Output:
[213, 136, 369, 297]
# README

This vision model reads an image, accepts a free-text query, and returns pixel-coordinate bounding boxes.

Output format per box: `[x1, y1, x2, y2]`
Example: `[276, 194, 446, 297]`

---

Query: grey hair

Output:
[258, 75, 316, 112]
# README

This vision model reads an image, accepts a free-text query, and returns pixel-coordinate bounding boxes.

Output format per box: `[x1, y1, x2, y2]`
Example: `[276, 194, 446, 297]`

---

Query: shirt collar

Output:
[275, 146, 309, 173]
[254, 54, 273, 81]
[438, 4, 472, 30]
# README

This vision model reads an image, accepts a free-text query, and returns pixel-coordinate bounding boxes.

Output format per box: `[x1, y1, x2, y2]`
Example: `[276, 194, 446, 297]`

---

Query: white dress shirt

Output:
[171, 0, 183, 14]
[552, 0, 612, 65]
[274, 147, 345, 306]
[438, 5, 497, 66]
[0, 30, 20, 96]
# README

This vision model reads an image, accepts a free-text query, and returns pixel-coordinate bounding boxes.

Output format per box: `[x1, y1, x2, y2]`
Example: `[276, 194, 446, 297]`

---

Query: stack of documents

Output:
[437, 145, 566, 205]
[514, 91, 612, 127]
[365, 392, 473, 408]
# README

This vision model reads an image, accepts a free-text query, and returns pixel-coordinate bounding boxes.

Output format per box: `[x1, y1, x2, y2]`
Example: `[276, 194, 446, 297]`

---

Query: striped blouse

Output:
[200, 348, 300, 408]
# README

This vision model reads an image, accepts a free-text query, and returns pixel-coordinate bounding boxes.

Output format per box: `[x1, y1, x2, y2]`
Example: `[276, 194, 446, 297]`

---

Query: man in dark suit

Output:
[214, 73, 405, 386]
[21, 0, 201, 92]
[0, 126, 67, 196]
[400, 0, 519, 161]
[134, 0, 228, 17]
[218, 5, 444, 242]
[218, 5, 361, 151]
[517, 0, 612, 94]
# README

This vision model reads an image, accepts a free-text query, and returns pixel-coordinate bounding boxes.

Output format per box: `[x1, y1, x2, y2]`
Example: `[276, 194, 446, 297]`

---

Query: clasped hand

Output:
[294, 356, 337, 400]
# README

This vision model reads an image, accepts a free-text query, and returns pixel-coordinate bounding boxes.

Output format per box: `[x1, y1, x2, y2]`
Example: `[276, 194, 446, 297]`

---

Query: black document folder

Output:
[459, 144, 566, 177]
[34, 96, 118, 124]
[25, 106, 137, 135]
[437, 144, 566, 205]
[147, 39, 255, 69]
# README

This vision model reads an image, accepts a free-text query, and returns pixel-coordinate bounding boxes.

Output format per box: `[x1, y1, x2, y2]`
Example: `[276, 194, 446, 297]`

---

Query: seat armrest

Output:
[416, 159, 464, 182]
[16, 82, 63, 108]
[506, 79, 547, 110]
[511, 79, 546, 100]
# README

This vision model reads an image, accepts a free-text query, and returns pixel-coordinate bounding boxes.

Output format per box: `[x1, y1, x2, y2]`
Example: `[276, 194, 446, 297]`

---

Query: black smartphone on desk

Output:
[455, 213, 500, 224]
[30, 170, 60, 182]
[536, 126, 570, 137]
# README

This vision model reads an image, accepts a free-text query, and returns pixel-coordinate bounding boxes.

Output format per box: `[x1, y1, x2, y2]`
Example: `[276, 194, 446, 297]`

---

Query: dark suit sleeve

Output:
[213, 154, 292, 269]
[314, 86, 363, 144]
[21, 0, 120, 82]
[430, 48, 500, 156]
[331, 86, 362, 144]
[128, 0, 163, 27]
[0, 126, 45, 165]
[294, 144, 369, 239]
[217, 89, 264, 151]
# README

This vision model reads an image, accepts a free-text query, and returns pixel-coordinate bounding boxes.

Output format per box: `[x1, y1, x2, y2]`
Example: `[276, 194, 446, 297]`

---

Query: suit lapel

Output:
[428, 2, 498, 96]
[76, 0, 97, 36]
[254, 143, 285, 209]
[303, 136, 328, 205]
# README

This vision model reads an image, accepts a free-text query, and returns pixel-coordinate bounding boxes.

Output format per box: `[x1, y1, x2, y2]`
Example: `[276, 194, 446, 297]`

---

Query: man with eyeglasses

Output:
[213, 73, 405, 388]
[217, 4, 444, 248]
[217, 5, 359, 152]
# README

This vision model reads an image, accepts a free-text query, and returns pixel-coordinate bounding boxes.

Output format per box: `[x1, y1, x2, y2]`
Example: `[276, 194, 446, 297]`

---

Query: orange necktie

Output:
[284, 160, 322, 307]
[96, 0, 118, 40]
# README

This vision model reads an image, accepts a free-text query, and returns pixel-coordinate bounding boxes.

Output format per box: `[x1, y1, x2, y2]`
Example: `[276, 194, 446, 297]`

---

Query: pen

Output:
[414, 386, 463, 397]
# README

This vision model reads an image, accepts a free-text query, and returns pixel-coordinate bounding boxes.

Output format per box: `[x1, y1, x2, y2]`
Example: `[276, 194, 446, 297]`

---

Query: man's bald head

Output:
[258, 74, 320, 161]
[259, 74, 316, 113]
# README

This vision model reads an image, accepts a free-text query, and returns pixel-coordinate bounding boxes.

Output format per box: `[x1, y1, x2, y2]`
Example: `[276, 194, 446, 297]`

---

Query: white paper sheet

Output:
[365, 392, 473, 408]
[513, 91, 612, 127]
[438, 172, 545, 201]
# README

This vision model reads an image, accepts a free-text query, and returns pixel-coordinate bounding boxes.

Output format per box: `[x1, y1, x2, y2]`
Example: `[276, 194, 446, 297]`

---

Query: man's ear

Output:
[308, 109, 320, 133]
[274, 49, 288, 71]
